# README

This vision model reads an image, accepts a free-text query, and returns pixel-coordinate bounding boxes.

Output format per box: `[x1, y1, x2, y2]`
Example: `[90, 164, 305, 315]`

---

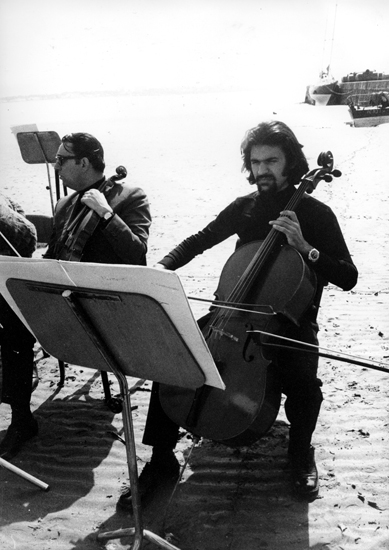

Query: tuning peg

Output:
[332, 169, 342, 178]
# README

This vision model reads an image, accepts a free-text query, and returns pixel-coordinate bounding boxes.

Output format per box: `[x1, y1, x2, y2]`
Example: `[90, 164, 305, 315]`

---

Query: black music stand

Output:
[0, 259, 223, 549]
[15, 130, 65, 213]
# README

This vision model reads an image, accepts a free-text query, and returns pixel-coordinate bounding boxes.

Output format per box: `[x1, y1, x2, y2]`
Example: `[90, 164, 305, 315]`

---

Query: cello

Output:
[57, 165, 127, 261]
[159, 152, 341, 446]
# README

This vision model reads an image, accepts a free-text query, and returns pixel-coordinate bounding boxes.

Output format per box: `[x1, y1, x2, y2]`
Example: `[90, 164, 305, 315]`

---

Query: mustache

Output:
[255, 175, 276, 183]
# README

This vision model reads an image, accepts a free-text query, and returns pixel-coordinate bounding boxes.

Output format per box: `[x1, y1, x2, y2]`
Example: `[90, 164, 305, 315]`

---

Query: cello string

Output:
[211, 176, 308, 320]
[227, 168, 326, 307]
[206, 205, 299, 329]
[214, 229, 281, 330]
[202, 168, 324, 336]
[226, 173, 311, 303]
[204, 231, 291, 333]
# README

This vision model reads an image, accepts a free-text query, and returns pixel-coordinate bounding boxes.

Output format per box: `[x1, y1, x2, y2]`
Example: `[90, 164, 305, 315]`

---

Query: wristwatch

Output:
[308, 248, 320, 263]
[102, 210, 114, 221]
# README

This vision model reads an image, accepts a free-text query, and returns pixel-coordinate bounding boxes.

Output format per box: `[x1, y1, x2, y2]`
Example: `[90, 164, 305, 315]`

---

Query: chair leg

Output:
[58, 359, 65, 387]
[100, 371, 112, 402]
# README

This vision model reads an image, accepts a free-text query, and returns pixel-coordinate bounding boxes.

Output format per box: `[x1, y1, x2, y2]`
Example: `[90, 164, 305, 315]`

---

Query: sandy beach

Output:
[0, 92, 388, 549]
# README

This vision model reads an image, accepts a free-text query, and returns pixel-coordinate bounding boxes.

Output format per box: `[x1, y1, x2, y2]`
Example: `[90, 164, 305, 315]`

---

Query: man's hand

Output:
[269, 210, 311, 256]
[81, 189, 112, 218]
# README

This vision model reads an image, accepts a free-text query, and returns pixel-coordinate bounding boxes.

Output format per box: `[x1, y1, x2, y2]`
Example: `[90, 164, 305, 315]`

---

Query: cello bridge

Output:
[210, 325, 239, 342]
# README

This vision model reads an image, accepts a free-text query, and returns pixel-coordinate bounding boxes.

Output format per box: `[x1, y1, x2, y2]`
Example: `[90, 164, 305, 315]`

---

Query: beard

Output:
[255, 175, 279, 196]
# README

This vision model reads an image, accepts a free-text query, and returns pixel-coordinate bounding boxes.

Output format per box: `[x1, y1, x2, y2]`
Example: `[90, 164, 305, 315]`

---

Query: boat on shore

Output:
[348, 91, 389, 127]
[340, 70, 389, 106]
[305, 69, 341, 106]
[305, 4, 341, 106]
[306, 69, 389, 107]
[305, 4, 389, 107]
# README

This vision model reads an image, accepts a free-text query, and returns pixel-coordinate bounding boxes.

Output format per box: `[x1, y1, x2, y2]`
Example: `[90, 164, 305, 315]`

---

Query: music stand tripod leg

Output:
[96, 371, 181, 550]
[0, 457, 50, 491]
[61, 290, 181, 550]
[44, 160, 55, 214]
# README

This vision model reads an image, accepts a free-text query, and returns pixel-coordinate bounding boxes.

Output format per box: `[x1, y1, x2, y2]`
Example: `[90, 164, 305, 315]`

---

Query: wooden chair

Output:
[26, 214, 53, 246]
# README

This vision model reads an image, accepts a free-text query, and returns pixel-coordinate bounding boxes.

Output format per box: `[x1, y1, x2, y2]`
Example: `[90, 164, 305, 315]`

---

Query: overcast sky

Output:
[0, 0, 388, 98]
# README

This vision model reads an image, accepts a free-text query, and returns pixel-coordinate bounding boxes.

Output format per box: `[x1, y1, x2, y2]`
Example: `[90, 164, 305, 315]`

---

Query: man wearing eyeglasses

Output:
[0, 133, 151, 460]
[45, 133, 151, 264]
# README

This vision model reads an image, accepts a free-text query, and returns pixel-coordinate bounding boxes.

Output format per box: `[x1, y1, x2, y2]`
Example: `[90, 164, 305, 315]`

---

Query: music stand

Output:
[0, 258, 224, 549]
[15, 130, 64, 213]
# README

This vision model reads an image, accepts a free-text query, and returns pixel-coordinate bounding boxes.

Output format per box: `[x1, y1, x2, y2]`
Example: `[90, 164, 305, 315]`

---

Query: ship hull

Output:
[305, 81, 340, 106]
[348, 105, 389, 127]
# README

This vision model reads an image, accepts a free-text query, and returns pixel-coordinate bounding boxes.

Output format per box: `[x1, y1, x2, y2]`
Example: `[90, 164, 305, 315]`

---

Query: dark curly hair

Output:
[240, 121, 309, 185]
[61, 133, 105, 172]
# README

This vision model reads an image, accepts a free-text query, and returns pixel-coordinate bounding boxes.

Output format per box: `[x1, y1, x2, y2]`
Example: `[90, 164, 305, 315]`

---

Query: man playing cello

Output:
[117, 120, 357, 509]
[0, 132, 151, 459]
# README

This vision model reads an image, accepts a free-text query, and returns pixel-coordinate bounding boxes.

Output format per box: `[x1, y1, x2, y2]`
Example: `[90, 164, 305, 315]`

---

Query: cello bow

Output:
[248, 329, 389, 374]
[187, 295, 389, 374]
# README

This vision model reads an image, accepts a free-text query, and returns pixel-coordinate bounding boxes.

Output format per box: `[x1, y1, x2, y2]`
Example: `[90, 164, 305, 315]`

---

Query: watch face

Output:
[309, 249, 319, 261]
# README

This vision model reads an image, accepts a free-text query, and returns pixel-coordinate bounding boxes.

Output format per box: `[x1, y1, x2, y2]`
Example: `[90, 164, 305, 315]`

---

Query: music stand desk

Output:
[14, 130, 63, 213]
[0, 258, 224, 549]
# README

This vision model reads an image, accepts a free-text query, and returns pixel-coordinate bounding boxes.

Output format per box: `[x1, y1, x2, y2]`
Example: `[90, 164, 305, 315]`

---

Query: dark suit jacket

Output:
[45, 179, 151, 265]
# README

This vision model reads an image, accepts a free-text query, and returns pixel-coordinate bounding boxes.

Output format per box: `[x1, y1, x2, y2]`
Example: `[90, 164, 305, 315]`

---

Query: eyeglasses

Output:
[55, 154, 79, 166]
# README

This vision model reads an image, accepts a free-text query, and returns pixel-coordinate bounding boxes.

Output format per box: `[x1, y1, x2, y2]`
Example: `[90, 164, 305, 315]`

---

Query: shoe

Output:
[0, 416, 39, 461]
[117, 451, 180, 511]
[290, 445, 319, 500]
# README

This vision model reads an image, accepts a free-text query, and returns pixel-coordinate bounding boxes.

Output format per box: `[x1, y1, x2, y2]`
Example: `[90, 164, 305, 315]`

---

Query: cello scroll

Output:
[304, 151, 341, 193]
